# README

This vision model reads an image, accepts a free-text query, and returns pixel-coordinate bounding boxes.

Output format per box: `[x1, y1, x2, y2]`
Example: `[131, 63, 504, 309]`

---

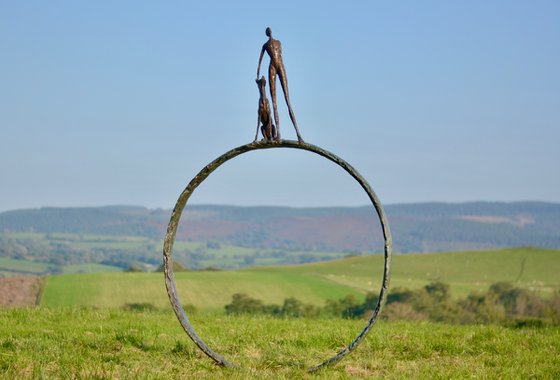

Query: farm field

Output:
[0, 308, 558, 379]
[0, 257, 122, 278]
[41, 248, 560, 311]
[0, 257, 51, 277]
[0, 231, 350, 275]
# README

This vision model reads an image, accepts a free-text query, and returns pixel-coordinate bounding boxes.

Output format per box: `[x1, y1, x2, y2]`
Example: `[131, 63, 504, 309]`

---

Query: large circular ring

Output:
[163, 140, 392, 371]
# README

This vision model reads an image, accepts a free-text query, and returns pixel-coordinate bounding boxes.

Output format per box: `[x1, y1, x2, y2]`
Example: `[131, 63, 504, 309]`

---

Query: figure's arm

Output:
[256, 46, 265, 79]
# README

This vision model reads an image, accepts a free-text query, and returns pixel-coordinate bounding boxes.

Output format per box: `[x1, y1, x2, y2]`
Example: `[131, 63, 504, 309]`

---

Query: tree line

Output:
[224, 281, 560, 326]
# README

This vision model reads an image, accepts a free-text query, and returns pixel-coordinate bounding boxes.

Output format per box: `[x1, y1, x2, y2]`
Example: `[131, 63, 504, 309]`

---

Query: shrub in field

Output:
[280, 297, 306, 317]
[546, 290, 560, 323]
[225, 292, 378, 319]
[224, 283, 560, 325]
[381, 301, 428, 321]
[386, 287, 415, 304]
[384, 281, 463, 323]
[225, 293, 321, 317]
[125, 264, 144, 272]
[459, 292, 506, 324]
[324, 294, 363, 318]
[123, 302, 158, 312]
[225, 293, 266, 315]
[122, 302, 197, 314]
[384, 281, 559, 325]
[488, 282, 547, 317]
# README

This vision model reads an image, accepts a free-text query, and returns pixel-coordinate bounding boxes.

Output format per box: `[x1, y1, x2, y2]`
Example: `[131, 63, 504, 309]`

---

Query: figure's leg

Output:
[254, 110, 261, 142]
[264, 103, 273, 140]
[278, 67, 303, 142]
[269, 66, 280, 141]
[266, 119, 273, 140]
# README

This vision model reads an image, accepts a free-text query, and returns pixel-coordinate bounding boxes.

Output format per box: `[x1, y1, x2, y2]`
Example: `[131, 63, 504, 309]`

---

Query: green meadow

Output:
[0, 308, 558, 379]
[2, 247, 560, 378]
[0, 257, 122, 278]
[41, 248, 560, 311]
[0, 257, 51, 276]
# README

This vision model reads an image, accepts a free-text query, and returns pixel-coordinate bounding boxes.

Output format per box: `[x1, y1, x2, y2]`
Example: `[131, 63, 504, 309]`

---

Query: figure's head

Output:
[256, 76, 266, 89]
[265, 27, 272, 37]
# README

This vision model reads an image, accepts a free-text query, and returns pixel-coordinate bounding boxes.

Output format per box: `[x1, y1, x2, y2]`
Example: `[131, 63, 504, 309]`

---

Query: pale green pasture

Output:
[41, 248, 560, 311]
[62, 263, 122, 274]
[0, 258, 121, 277]
[42, 270, 361, 310]
[287, 247, 560, 298]
[0, 257, 50, 274]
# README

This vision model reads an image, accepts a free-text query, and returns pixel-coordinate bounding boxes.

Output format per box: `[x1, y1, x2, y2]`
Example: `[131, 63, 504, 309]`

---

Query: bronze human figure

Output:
[257, 27, 303, 142]
[254, 76, 277, 142]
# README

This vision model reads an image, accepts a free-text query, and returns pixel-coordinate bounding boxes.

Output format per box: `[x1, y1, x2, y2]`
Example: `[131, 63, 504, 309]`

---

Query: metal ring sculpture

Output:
[163, 140, 392, 371]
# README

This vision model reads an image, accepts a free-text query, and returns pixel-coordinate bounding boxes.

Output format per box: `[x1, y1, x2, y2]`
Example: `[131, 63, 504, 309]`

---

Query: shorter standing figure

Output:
[254, 76, 277, 142]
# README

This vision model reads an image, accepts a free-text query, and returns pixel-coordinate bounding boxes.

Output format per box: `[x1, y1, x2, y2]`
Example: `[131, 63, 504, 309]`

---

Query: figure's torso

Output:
[264, 38, 282, 65]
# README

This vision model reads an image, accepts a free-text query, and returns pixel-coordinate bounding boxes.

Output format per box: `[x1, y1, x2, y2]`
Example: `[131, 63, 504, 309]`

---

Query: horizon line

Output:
[1, 200, 559, 213]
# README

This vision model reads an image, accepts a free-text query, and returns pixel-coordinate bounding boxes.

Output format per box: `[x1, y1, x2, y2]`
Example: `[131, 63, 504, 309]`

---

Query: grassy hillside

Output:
[41, 248, 560, 311]
[291, 246, 560, 297]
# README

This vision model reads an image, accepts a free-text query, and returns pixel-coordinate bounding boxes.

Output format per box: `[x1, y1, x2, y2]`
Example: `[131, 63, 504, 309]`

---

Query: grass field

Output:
[292, 247, 560, 297]
[0, 308, 558, 379]
[0, 257, 50, 276]
[42, 270, 363, 310]
[0, 257, 122, 278]
[41, 248, 560, 311]
[4, 248, 560, 378]
[61, 263, 122, 274]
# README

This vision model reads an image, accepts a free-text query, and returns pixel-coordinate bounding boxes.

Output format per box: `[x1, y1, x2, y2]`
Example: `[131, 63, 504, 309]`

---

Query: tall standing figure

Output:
[257, 27, 303, 142]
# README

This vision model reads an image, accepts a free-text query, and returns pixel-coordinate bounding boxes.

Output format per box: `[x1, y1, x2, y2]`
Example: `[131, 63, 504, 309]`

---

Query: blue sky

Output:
[1, 1, 559, 212]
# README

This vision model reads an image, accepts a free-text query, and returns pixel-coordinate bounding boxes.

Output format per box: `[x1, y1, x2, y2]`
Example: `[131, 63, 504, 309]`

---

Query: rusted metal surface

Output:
[163, 140, 392, 371]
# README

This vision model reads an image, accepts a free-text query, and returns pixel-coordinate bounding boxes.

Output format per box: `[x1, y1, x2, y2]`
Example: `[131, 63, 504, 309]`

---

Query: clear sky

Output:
[1, 1, 559, 212]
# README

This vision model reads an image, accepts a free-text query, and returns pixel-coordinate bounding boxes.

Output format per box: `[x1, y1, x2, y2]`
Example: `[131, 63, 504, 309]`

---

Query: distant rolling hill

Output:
[1, 202, 559, 254]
